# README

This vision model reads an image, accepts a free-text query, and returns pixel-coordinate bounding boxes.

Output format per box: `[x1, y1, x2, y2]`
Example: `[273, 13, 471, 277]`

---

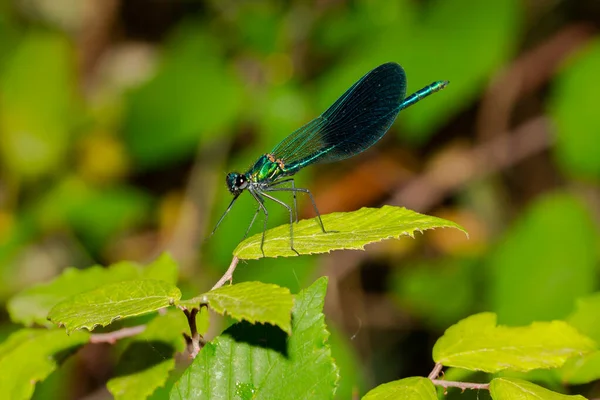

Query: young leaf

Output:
[362, 377, 437, 400]
[8, 263, 141, 327]
[7, 252, 178, 327]
[0, 329, 89, 400]
[433, 313, 595, 372]
[490, 377, 585, 400]
[107, 311, 188, 400]
[559, 292, 600, 384]
[550, 39, 600, 179]
[48, 279, 181, 333]
[0, 31, 76, 180]
[143, 252, 179, 284]
[234, 205, 466, 259]
[170, 277, 339, 399]
[123, 26, 242, 169]
[567, 292, 600, 342]
[489, 193, 597, 325]
[560, 350, 600, 385]
[178, 281, 293, 334]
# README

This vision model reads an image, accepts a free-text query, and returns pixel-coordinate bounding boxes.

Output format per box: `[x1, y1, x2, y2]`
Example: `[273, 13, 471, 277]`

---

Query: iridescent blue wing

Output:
[270, 62, 407, 172]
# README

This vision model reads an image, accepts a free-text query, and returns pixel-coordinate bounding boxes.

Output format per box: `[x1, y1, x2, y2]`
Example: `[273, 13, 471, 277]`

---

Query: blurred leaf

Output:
[179, 281, 293, 334]
[62, 185, 152, 250]
[489, 193, 598, 325]
[7, 253, 176, 327]
[489, 377, 585, 400]
[560, 292, 600, 384]
[567, 292, 600, 342]
[0, 329, 89, 400]
[123, 22, 243, 169]
[398, 0, 520, 140]
[234, 205, 467, 259]
[0, 31, 76, 179]
[0, 8, 19, 66]
[550, 39, 600, 179]
[34, 177, 152, 251]
[233, 253, 318, 293]
[31, 345, 79, 400]
[391, 258, 476, 329]
[433, 313, 595, 373]
[495, 368, 563, 393]
[362, 377, 437, 400]
[170, 277, 339, 399]
[8, 263, 140, 327]
[328, 325, 366, 399]
[143, 252, 179, 285]
[0, 213, 37, 300]
[236, 3, 281, 54]
[560, 351, 600, 385]
[258, 83, 310, 145]
[107, 311, 188, 400]
[48, 279, 181, 333]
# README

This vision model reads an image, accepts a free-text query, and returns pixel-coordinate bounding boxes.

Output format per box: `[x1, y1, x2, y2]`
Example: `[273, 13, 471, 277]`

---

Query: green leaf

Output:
[8, 263, 141, 327]
[490, 377, 585, 400]
[62, 185, 153, 250]
[567, 292, 600, 342]
[399, 0, 520, 140]
[560, 350, 600, 385]
[179, 281, 293, 334]
[550, 39, 600, 179]
[0, 329, 89, 400]
[559, 292, 600, 385]
[33, 177, 153, 251]
[0, 31, 76, 180]
[123, 22, 242, 169]
[48, 279, 181, 333]
[107, 311, 188, 400]
[362, 377, 437, 400]
[432, 313, 595, 372]
[391, 258, 476, 329]
[234, 206, 466, 259]
[7, 253, 178, 327]
[143, 252, 179, 284]
[170, 277, 339, 399]
[329, 325, 367, 399]
[489, 193, 598, 325]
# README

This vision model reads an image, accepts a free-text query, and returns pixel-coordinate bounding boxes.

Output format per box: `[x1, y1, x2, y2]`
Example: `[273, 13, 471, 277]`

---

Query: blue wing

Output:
[270, 62, 407, 171]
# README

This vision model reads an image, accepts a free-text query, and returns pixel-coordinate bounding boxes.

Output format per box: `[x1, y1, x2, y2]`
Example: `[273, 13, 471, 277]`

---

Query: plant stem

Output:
[212, 256, 239, 290]
[89, 325, 146, 344]
[430, 379, 490, 391]
[428, 363, 443, 379]
[182, 308, 204, 358]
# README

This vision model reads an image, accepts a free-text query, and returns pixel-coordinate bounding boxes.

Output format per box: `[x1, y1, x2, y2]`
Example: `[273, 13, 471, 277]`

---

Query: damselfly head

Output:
[226, 172, 248, 195]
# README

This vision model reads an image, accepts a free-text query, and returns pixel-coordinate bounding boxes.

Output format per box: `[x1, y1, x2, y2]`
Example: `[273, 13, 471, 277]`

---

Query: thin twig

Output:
[212, 256, 240, 290]
[428, 363, 443, 380]
[391, 116, 552, 211]
[89, 325, 146, 344]
[182, 308, 204, 358]
[431, 379, 490, 391]
[476, 23, 595, 142]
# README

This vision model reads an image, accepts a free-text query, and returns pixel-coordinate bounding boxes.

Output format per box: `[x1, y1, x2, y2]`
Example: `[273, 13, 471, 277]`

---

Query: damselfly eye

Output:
[236, 175, 247, 188]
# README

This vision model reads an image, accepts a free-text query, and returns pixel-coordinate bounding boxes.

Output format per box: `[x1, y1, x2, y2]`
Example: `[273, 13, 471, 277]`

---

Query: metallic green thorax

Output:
[246, 154, 296, 183]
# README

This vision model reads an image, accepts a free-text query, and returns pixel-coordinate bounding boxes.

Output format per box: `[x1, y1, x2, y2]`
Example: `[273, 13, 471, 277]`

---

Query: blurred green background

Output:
[0, 0, 599, 398]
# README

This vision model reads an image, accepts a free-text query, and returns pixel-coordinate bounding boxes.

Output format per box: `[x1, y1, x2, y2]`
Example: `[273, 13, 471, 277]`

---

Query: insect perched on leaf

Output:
[211, 62, 448, 255]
